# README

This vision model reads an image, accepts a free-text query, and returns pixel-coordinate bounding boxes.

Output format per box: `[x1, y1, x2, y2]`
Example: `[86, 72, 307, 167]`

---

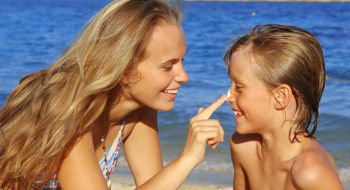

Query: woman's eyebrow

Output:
[161, 58, 182, 65]
[160, 48, 187, 65]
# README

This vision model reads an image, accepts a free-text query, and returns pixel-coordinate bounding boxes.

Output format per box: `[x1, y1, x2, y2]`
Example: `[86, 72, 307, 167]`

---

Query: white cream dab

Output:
[225, 88, 231, 100]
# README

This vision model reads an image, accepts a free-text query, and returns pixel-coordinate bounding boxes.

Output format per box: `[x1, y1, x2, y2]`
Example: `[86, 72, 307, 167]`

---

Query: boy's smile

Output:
[226, 47, 274, 134]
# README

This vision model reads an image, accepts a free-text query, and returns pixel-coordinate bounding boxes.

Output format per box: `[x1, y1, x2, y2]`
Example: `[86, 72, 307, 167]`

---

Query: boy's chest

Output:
[241, 155, 297, 190]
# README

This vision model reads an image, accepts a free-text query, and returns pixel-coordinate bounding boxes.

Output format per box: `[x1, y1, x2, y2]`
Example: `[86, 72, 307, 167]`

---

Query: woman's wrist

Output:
[177, 153, 201, 171]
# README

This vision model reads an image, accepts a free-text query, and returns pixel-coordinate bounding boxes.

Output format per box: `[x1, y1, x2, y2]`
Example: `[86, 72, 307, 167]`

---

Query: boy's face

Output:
[226, 48, 276, 134]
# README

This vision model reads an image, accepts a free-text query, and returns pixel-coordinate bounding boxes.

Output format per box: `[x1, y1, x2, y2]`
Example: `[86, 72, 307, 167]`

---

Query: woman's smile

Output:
[162, 88, 179, 99]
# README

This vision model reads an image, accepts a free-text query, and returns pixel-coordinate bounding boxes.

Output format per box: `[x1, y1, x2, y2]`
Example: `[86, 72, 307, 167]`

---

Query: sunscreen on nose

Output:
[225, 88, 231, 101]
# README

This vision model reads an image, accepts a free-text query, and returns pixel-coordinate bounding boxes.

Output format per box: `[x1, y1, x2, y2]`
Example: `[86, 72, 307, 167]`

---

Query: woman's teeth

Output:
[164, 89, 178, 94]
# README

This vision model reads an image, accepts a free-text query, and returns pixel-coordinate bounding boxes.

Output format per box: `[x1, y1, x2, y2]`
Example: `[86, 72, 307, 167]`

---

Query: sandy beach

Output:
[113, 182, 232, 190]
[111, 174, 232, 190]
[114, 183, 231, 190]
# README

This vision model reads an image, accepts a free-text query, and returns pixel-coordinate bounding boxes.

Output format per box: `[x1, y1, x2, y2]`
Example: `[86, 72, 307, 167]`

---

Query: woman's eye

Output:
[163, 65, 173, 70]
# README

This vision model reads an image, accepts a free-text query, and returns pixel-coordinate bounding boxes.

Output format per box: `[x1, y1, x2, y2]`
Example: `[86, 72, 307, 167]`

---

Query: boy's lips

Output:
[231, 108, 243, 116]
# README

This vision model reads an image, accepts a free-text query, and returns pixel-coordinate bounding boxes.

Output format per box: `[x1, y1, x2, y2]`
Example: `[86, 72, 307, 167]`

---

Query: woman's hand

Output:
[181, 95, 226, 166]
[134, 96, 226, 190]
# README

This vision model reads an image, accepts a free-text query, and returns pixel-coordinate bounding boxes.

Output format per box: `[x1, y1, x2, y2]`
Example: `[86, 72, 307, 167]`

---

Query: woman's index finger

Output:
[197, 95, 226, 119]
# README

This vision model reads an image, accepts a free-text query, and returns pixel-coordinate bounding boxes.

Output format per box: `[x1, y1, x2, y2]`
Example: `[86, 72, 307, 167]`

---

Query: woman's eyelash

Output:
[163, 59, 184, 70]
[163, 64, 173, 70]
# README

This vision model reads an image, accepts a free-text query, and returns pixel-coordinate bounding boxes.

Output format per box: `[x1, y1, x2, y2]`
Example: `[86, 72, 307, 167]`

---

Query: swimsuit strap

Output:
[44, 119, 126, 189]
[99, 119, 125, 180]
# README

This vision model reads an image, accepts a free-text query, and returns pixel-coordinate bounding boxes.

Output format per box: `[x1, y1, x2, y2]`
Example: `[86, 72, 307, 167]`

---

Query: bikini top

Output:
[44, 121, 125, 189]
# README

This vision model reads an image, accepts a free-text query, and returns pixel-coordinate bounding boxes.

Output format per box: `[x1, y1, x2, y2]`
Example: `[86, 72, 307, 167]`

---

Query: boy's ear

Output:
[272, 84, 292, 110]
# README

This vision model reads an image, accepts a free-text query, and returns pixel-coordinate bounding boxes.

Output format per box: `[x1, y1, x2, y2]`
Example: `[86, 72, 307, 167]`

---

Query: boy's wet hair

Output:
[224, 24, 326, 142]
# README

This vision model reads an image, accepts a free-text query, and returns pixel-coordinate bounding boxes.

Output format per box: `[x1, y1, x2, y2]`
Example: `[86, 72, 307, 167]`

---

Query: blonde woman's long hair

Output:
[0, 0, 181, 188]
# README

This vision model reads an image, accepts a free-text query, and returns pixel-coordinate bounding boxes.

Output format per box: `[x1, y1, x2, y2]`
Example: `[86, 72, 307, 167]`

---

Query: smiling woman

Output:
[124, 22, 189, 112]
[0, 0, 225, 190]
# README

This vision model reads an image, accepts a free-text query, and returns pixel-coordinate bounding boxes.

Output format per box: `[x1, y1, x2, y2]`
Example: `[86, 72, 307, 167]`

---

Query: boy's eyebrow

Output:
[229, 71, 243, 84]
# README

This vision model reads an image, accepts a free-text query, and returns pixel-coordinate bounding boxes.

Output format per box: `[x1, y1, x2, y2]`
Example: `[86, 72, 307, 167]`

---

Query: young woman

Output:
[0, 0, 225, 189]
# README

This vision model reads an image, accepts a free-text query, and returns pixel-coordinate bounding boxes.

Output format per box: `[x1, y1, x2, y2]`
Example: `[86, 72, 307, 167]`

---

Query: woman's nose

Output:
[175, 63, 189, 83]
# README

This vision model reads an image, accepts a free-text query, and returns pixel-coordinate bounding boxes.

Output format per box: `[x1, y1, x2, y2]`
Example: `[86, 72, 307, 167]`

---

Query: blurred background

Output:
[0, 0, 349, 189]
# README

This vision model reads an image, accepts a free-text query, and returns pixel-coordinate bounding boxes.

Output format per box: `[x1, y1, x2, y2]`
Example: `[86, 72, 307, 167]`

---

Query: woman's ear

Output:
[121, 68, 141, 87]
[272, 84, 292, 110]
[120, 75, 129, 87]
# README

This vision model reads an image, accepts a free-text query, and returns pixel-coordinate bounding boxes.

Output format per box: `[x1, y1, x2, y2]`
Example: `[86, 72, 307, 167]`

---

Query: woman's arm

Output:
[123, 107, 163, 186]
[128, 95, 226, 190]
[58, 129, 108, 190]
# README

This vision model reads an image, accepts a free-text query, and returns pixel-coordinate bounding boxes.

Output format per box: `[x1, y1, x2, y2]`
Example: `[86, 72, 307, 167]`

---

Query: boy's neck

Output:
[259, 124, 305, 162]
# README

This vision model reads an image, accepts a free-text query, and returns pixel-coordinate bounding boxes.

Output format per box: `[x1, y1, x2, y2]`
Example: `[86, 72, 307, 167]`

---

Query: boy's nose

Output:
[226, 88, 235, 104]
[226, 96, 235, 104]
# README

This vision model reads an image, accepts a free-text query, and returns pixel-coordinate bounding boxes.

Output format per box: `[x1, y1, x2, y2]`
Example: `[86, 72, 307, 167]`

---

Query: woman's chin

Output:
[157, 102, 175, 112]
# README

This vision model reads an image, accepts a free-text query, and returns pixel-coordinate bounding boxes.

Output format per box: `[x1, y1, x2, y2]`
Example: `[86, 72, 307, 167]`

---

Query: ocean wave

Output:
[194, 160, 232, 173]
[326, 68, 350, 82]
[340, 167, 350, 188]
[117, 156, 232, 173]
[129, 157, 349, 178]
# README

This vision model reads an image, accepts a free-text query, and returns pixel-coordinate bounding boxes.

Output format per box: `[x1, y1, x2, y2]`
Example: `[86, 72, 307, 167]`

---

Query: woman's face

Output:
[124, 22, 189, 111]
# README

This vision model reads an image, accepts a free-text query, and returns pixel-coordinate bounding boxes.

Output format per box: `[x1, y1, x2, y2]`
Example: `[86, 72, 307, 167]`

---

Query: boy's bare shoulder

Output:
[291, 143, 343, 190]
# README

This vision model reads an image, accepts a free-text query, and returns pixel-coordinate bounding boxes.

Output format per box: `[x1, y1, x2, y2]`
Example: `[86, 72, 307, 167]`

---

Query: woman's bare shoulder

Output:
[123, 107, 158, 140]
[123, 107, 157, 138]
[125, 107, 156, 124]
